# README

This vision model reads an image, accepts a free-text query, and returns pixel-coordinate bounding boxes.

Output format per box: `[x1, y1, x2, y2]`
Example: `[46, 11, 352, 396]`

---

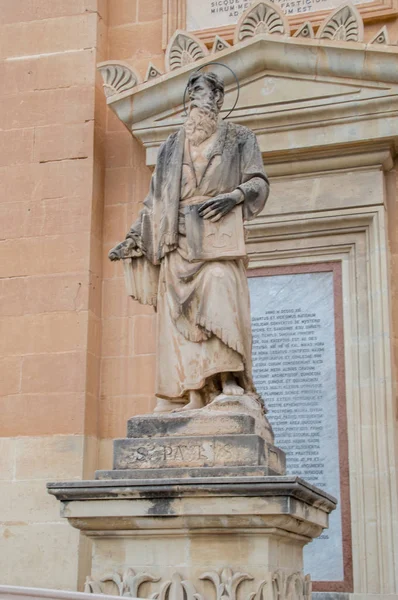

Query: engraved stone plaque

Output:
[248, 270, 344, 582]
[186, 0, 374, 29]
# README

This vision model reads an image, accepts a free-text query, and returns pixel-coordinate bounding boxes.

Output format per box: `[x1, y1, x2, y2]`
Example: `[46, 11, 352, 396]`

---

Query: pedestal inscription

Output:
[114, 434, 283, 470]
[186, 0, 373, 29]
[248, 270, 344, 582]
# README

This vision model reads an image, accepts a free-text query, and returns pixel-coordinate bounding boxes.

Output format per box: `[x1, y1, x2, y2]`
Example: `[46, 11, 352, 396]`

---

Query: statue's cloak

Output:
[122, 121, 269, 400]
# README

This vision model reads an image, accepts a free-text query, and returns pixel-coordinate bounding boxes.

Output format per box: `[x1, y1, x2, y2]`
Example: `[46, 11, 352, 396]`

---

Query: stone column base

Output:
[48, 476, 336, 600]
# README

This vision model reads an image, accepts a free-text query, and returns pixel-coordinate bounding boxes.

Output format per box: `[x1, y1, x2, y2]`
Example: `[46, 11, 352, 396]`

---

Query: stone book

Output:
[184, 203, 246, 262]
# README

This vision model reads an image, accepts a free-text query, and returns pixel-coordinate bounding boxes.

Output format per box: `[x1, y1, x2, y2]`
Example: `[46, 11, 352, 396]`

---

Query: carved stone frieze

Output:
[97, 61, 141, 98]
[84, 568, 311, 600]
[234, 1, 289, 44]
[84, 569, 159, 596]
[317, 3, 364, 42]
[165, 30, 209, 71]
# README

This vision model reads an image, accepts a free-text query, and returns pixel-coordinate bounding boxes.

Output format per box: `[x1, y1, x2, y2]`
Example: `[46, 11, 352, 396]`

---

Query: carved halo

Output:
[165, 30, 209, 72]
[97, 61, 142, 98]
[234, 0, 290, 45]
[316, 2, 364, 42]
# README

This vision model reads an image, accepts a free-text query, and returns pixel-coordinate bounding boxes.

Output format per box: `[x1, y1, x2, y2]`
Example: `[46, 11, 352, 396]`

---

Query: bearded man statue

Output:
[109, 71, 269, 412]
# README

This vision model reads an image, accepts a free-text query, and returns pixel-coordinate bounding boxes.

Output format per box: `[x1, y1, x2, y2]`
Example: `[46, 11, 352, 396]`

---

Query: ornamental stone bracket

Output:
[97, 31, 398, 171]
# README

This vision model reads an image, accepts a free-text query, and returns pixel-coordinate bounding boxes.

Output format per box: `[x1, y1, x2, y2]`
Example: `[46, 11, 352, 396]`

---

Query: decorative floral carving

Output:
[97, 62, 141, 98]
[317, 3, 364, 42]
[369, 26, 390, 45]
[84, 568, 159, 597]
[153, 573, 203, 600]
[165, 31, 209, 72]
[200, 568, 253, 600]
[84, 568, 311, 600]
[234, 1, 289, 44]
[293, 22, 314, 39]
[211, 36, 231, 54]
[145, 62, 163, 81]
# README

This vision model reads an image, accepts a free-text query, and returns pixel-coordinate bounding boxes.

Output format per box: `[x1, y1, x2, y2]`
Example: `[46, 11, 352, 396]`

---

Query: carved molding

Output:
[165, 30, 209, 72]
[97, 61, 141, 98]
[84, 568, 311, 600]
[317, 3, 364, 42]
[162, 0, 186, 50]
[293, 22, 314, 38]
[369, 25, 390, 44]
[234, 0, 290, 44]
[211, 35, 231, 53]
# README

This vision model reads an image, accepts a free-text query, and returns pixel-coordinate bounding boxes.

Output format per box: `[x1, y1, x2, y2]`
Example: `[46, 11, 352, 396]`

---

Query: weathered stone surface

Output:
[113, 434, 285, 471]
[126, 413, 255, 438]
[108, 71, 269, 412]
[96, 464, 285, 480]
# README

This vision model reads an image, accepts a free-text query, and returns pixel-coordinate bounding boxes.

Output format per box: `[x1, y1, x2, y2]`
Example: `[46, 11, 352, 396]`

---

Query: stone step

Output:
[126, 413, 255, 438]
[113, 434, 285, 472]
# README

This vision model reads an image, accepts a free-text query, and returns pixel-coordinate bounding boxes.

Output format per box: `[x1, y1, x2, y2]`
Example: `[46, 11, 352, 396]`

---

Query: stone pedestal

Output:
[48, 402, 336, 599]
[97, 408, 285, 479]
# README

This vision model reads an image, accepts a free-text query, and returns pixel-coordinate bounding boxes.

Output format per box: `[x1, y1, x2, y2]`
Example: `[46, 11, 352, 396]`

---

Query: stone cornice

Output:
[103, 35, 398, 127]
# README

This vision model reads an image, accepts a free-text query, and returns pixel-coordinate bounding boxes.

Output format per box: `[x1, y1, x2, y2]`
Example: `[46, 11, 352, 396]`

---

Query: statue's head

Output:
[187, 71, 225, 115]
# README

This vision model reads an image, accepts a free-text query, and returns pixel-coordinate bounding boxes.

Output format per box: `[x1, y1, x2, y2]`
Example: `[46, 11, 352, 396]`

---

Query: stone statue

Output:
[109, 71, 269, 413]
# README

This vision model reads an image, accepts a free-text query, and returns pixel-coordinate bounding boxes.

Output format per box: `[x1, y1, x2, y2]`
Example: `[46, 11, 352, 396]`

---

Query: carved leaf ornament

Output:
[85, 568, 311, 600]
[235, 0, 289, 43]
[317, 3, 364, 42]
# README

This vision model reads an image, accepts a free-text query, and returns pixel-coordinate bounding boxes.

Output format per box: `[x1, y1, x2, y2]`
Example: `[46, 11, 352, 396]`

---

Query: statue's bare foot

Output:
[221, 373, 244, 396]
[174, 390, 205, 411]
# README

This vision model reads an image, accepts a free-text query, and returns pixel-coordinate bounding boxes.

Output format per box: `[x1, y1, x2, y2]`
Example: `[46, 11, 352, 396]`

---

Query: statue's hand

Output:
[198, 190, 243, 223]
[108, 238, 139, 261]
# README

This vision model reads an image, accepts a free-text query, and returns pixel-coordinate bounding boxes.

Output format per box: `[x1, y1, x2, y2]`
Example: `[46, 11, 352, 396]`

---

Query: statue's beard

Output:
[184, 106, 219, 147]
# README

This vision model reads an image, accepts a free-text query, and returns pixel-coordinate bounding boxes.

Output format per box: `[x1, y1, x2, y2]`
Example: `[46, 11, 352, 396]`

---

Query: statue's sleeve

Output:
[237, 130, 270, 221]
[124, 140, 168, 257]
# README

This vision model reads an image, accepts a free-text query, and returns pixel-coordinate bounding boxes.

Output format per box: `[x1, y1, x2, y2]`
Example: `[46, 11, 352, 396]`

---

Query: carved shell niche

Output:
[97, 61, 142, 98]
[234, 0, 290, 44]
[317, 3, 364, 42]
[165, 30, 209, 72]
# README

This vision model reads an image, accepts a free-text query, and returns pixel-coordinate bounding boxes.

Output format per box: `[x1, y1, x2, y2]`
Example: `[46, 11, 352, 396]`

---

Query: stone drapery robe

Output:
[123, 120, 269, 400]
